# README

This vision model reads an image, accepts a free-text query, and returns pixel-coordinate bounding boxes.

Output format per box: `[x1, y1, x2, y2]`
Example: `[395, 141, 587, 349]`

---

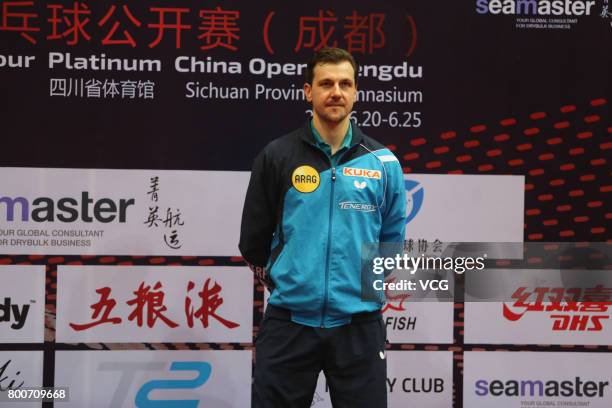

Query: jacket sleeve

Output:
[239, 148, 279, 289]
[380, 158, 407, 244]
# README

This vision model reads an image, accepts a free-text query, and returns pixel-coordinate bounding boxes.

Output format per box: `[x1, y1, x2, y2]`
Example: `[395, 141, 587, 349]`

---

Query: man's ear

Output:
[303, 82, 312, 102]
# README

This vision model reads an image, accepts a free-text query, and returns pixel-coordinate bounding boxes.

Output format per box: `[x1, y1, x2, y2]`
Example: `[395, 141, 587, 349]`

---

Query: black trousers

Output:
[253, 305, 387, 408]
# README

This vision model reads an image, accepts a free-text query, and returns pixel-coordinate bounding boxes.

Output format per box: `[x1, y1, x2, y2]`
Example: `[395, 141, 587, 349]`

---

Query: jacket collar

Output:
[300, 120, 364, 147]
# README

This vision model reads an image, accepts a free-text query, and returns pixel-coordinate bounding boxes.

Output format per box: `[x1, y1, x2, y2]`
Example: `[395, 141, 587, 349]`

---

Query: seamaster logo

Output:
[476, 0, 597, 16]
[404, 180, 424, 224]
[475, 0, 612, 30]
[474, 376, 610, 398]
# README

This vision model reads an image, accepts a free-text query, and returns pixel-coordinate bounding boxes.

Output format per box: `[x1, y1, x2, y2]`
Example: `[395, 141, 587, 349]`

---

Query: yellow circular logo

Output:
[292, 165, 320, 193]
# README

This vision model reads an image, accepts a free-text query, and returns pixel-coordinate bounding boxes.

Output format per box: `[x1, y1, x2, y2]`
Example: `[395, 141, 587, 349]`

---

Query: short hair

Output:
[305, 47, 358, 85]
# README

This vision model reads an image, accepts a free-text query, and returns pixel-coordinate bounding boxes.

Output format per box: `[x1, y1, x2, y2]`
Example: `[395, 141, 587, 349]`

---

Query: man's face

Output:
[304, 61, 357, 125]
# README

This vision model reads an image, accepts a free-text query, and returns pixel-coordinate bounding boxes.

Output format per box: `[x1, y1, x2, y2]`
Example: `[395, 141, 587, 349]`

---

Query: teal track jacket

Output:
[239, 123, 406, 328]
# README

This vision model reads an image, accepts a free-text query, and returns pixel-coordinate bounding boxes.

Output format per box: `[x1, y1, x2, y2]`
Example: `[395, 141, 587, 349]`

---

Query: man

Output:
[239, 47, 406, 408]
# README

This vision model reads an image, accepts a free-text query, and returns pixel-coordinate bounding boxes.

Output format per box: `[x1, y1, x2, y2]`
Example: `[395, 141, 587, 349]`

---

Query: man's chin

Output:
[318, 112, 348, 124]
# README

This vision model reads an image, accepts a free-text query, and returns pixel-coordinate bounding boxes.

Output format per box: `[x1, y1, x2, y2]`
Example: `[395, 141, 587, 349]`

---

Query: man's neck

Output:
[312, 115, 350, 155]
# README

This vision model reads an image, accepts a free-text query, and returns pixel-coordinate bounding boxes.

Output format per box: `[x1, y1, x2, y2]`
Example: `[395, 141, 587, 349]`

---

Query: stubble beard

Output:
[314, 105, 349, 126]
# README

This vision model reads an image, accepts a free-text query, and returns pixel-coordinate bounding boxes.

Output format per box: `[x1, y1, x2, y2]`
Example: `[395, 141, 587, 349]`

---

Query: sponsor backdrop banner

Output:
[1, 0, 609, 407]
[0, 169, 523, 255]
[56, 266, 253, 343]
[0, 265, 45, 343]
[1, 1, 609, 172]
[464, 352, 612, 408]
[311, 351, 453, 408]
[403, 174, 524, 242]
[54, 350, 252, 408]
[465, 268, 612, 345]
[0, 168, 249, 256]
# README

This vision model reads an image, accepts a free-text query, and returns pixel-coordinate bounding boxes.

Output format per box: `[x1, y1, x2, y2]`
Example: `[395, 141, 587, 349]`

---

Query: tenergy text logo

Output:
[339, 202, 377, 212]
[342, 167, 382, 179]
[0, 192, 135, 223]
[476, 0, 596, 16]
[475, 377, 609, 397]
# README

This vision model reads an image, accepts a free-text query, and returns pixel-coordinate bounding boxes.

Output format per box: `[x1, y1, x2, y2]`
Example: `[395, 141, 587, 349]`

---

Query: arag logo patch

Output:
[292, 166, 320, 193]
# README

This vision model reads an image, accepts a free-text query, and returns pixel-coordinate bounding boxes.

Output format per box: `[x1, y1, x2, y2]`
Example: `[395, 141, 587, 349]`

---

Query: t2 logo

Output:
[135, 362, 212, 408]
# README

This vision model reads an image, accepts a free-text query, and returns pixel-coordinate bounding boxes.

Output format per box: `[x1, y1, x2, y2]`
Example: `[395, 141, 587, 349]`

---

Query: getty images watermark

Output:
[372, 252, 487, 291]
[360, 242, 611, 303]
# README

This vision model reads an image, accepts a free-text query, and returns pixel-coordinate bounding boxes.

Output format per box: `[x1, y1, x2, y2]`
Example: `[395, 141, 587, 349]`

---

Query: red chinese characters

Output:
[70, 287, 122, 331]
[502, 286, 612, 332]
[197, 7, 239, 51]
[0, 5, 402, 53]
[69, 279, 239, 331]
[294, 10, 338, 52]
[264, 10, 391, 55]
[343, 11, 385, 54]
[0, 1, 40, 44]
[185, 279, 240, 329]
[47, 2, 92, 45]
[147, 7, 191, 49]
[98, 5, 141, 47]
[127, 281, 179, 328]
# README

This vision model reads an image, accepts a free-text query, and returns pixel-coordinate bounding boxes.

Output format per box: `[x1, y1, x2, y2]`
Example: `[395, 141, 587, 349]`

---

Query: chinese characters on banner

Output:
[503, 285, 612, 332]
[0, 3, 416, 55]
[56, 266, 253, 343]
[69, 278, 240, 331]
[404, 238, 443, 254]
[465, 269, 612, 345]
[143, 176, 185, 250]
[50, 78, 154, 99]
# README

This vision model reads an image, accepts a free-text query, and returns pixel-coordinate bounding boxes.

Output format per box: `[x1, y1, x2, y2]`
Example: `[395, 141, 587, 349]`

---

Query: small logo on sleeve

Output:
[292, 166, 320, 193]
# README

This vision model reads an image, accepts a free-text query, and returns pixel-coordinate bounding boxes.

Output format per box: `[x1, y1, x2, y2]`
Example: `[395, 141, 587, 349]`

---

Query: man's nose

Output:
[330, 83, 341, 97]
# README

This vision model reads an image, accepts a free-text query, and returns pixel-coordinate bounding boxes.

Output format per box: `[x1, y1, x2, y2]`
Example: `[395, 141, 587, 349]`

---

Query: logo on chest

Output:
[342, 167, 382, 180]
[292, 165, 320, 193]
[354, 180, 366, 189]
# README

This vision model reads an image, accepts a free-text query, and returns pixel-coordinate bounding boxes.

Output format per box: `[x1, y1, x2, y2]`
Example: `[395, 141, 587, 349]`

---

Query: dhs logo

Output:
[404, 180, 424, 224]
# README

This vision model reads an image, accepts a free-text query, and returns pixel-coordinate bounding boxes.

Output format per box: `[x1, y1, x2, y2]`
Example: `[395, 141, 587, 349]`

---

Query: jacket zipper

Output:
[311, 143, 357, 328]
[321, 166, 336, 327]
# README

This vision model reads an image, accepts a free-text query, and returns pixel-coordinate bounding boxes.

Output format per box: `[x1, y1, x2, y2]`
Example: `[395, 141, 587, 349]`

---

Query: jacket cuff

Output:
[247, 262, 276, 291]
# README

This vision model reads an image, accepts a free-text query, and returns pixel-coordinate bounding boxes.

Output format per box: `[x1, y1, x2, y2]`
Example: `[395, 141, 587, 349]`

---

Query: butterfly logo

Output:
[354, 180, 366, 189]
